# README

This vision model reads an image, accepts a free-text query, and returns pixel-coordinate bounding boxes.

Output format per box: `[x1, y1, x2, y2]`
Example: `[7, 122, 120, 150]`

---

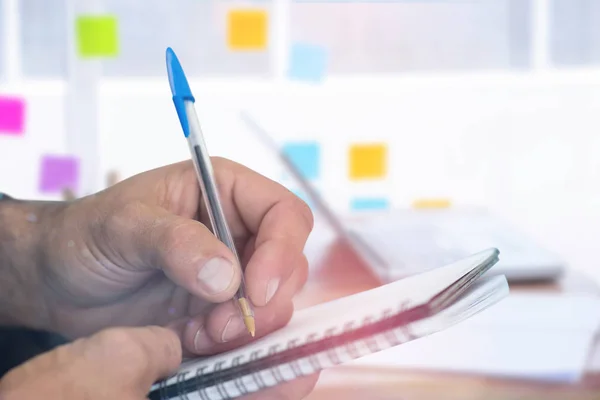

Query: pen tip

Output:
[238, 297, 256, 337]
[244, 316, 256, 337]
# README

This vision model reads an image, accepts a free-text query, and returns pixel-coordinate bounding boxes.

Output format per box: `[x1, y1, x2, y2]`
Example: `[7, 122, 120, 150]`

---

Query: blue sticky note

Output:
[288, 43, 327, 83]
[350, 197, 389, 211]
[282, 141, 320, 180]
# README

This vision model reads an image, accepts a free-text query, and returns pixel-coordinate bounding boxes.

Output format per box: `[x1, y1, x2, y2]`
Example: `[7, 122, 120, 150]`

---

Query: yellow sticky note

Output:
[76, 15, 118, 57]
[227, 9, 268, 50]
[412, 198, 452, 209]
[349, 143, 387, 180]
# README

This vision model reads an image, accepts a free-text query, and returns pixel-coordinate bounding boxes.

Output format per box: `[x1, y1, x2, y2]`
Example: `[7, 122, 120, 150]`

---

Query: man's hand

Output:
[0, 158, 318, 398]
[0, 326, 181, 399]
[0, 326, 318, 400]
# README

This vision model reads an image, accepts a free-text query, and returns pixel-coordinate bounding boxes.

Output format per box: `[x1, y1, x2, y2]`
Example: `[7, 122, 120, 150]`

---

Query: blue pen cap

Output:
[166, 47, 195, 137]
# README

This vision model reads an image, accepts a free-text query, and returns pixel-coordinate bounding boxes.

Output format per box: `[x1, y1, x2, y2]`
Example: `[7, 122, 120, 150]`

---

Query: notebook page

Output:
[353, 292, 597, 382]
[150, 249, 502, 399]
[150, 275, 507, 400]
[172, 249, 495, 373]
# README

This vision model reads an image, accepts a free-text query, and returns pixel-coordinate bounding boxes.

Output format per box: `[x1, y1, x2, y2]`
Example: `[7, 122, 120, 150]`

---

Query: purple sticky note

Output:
[39, 155, 80, 193]
[0, 96, 26, 135]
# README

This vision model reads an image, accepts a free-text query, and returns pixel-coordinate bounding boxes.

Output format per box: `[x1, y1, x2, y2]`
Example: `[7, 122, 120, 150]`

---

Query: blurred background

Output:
[3, 0, 600, 398]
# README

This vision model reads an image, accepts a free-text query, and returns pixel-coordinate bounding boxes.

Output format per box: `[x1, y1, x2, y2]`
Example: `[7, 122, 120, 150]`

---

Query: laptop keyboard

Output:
[345, 209, 563, 280]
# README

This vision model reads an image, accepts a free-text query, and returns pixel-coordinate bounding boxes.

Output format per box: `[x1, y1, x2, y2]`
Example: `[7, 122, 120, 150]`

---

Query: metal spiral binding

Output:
[398, 300, 417, 341]
[213, 361, 231, 399]
[324, 327, 341, 364]
[305, 333, 323, 371]
[159, 376, 169, 400]
[176, 372, 190, 400]
[231, 355, 250, 396]
[249, 349, 267, 390]
[286, 339, 303, 377]
[268, 344, 285, 384]
[160, 299, 420, 400]
[342, 321, 360, 359]
[380, 308, 402, 346]
[361, 316, 381, 353]
[195, 366, 210, 400]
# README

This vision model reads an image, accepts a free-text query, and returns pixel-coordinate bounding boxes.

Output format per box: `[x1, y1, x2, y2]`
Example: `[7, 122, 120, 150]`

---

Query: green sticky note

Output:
[76, 15, 118, 57]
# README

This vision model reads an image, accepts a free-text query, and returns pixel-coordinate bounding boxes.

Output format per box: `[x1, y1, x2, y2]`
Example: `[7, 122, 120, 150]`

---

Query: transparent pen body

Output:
[184, 101, 254, 319]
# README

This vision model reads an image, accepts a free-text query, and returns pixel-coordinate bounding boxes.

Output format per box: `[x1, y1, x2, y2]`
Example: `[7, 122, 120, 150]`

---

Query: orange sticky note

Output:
[227, 9, 268, 50]
[349, 143, 387, 180]
[412, 198, 452, 209]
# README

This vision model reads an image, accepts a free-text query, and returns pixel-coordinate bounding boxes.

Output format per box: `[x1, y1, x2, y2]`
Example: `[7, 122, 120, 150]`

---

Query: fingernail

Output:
[221, 315, 245, 342]
[265, 278, 280, 304]
[197, 257, 235, 294]
[193, 324, 206, 353]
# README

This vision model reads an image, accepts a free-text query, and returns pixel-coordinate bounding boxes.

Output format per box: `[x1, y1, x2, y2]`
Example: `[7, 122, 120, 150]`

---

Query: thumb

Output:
[86, 326, 182, 392]
[101, 202, 242, 303]
[0, 326, 182, 399]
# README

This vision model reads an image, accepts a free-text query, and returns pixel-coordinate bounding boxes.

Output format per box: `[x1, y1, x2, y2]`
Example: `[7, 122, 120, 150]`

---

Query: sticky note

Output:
[288, 43, 327, 83]
[349, 143, 387, 180]
[283, 141, 320, 180]
[351, 197, 389, 211]
[39, 155, 80, 193]
[76, 15, 118, 57]
[227, 9, 267, 50]
[412, 198, 452, 209]
[0, 96, 25, 135]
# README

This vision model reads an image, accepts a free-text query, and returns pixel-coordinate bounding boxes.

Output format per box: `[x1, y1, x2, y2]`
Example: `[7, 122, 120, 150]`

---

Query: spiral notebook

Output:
[149, 248, 508, 400]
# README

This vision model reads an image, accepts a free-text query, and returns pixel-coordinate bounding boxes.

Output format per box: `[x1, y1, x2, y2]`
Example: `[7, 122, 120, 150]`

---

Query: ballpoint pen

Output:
[166, 47, 255, 337]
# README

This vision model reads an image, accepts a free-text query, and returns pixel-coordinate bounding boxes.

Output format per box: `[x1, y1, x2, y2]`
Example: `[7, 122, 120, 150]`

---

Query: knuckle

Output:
[103, 201, 144, 235]
[210, 156, 228, 165]
[94, 328, 148, 366]
[149, 326, 181, 365]
[288, 194, 314, 232]
[161, 220, 204, 256]
[296, 254, 310, 287]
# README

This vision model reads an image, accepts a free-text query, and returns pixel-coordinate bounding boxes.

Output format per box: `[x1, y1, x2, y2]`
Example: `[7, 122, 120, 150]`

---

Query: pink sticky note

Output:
[0, 96, 26, 135]
[39, 155, 80, 193]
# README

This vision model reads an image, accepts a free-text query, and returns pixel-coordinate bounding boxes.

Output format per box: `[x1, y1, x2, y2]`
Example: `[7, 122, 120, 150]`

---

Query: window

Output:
[101, 0, 272, 77]
[290, 0, 532, 74]
[550, 0, 600, 66]
[19, 0, 67, 77]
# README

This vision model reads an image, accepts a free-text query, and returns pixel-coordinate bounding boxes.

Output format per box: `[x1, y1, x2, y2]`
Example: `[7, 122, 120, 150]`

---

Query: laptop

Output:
[239, 111, 565, 283]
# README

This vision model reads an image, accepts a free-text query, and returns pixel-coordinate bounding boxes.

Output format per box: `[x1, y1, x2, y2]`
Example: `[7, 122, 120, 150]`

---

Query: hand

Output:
[0, 326, 181, 399]
[0, 326, 318, 400]
[24, 158, 318, 398]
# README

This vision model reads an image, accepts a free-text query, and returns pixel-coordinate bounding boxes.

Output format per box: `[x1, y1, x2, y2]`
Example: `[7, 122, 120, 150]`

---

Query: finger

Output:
[101, 201, 242, 303]
[181, 300, 294, 355]
[243, 237, 310, 307]
[89, 326, 182, 390]
[241, 373, 321, 400]
[194, 254, 307, 351]
[212, 157, 314, 242]
[210, 158, 314, 306]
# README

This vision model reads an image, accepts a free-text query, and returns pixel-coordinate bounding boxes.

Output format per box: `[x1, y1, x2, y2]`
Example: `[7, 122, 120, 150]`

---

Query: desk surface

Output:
[293, 241, 600, 400]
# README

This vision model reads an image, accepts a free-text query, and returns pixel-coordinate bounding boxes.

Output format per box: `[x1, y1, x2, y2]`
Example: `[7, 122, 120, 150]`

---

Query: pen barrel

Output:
[185, 103, 238, 256]
[184, 101, 251, 303]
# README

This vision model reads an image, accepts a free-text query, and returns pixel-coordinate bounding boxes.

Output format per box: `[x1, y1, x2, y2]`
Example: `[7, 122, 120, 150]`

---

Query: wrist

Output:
[0, 198, 66, 330]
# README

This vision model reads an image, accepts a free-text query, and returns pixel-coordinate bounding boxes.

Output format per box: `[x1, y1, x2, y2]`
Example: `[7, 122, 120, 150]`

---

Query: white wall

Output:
[3, 69, 600, 282]
[0, 81, 66, 201]
[96, 71, 600, 282]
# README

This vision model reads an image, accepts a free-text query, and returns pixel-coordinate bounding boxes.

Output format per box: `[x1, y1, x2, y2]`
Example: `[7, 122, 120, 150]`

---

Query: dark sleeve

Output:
[0, 328, 67, 377]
